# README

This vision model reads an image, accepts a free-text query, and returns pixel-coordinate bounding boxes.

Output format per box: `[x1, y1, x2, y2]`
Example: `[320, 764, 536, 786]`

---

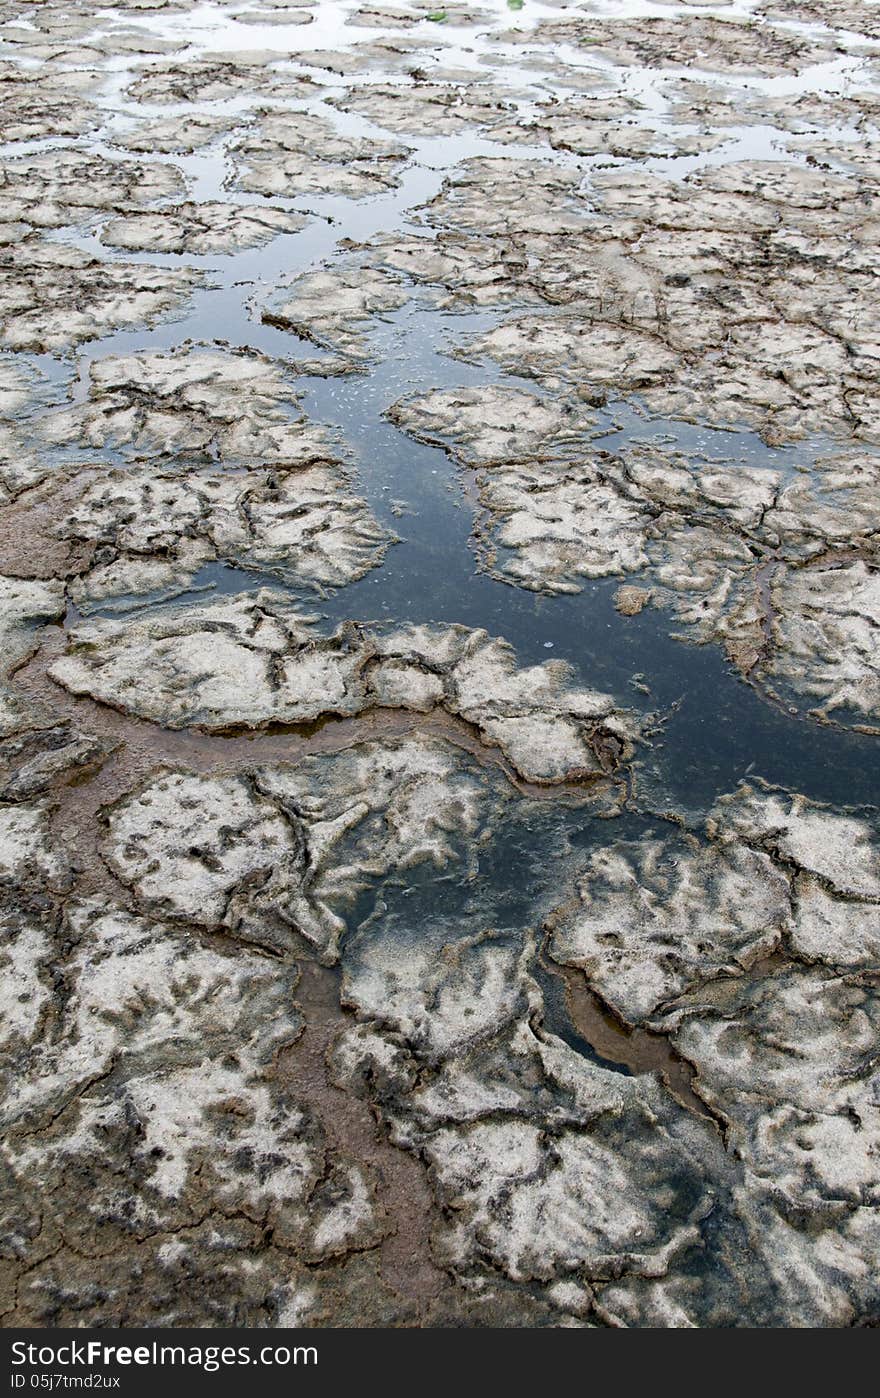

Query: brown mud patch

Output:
[279, 961, 449, 1308]
[543, 957, 719, 1126]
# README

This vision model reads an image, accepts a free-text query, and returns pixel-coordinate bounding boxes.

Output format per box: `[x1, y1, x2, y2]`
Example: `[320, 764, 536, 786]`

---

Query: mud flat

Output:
[1, 0, 880, 1329]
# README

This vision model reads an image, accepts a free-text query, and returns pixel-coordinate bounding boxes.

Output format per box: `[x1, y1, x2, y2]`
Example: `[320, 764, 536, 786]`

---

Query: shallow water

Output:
[14, 0, 880, 822]
[6, 0, 880, 1331]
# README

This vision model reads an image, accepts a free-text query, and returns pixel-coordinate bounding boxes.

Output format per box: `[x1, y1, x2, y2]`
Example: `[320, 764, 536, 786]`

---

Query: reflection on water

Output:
[15, 0, 880, 827]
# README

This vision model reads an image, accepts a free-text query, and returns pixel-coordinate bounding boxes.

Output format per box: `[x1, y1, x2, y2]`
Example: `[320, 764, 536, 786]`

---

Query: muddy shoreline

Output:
[1, 0, 879, 1329]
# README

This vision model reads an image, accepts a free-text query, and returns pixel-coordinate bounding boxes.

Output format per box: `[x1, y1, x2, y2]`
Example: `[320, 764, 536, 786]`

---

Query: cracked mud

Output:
[1, 0, 880, 1332]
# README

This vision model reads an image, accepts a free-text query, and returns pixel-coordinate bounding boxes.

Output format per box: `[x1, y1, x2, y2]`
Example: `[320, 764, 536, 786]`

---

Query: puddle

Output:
[5, 0, 880, 1327]
[74, 297, 880, 814]
[8, 2, 880, 819]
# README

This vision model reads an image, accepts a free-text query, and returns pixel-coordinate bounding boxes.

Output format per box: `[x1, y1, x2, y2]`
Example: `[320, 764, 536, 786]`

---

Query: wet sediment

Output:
[2, 0, 880, 1329]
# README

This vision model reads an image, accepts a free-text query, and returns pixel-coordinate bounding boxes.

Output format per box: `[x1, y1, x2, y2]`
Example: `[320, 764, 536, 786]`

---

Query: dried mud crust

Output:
[45, 344, 339, 467]
[124, 59, 319, 106]
[0, 149, 185, 234]
[0, 576, 65, 737]
[260, 258, 411, 364]
[29, 343, 393, 604]
[111, 112, 238, 155]
[326, 81, 518, 136]
[399, 155, 880, 447]
[99, 201, 309, 255]
[231, 110, 412, 200]
[2, 0, 880, 1331]
[498, 14, 842, 76]
[61, 461, 393, 606]
[0, 67, 102, 143]
[0, 241, 203, 355]
[7, 704, 878, 1325]
[389, 384, 880, 720]
[49, 598, 639, 786]
[756, 0, 880, 39]
[663, 76, 880, 134]
[542, 782, 880, 1324]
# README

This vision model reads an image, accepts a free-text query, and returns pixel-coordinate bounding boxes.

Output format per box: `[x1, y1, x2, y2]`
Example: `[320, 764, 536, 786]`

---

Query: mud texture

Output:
[2, 0, 880, 1331]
